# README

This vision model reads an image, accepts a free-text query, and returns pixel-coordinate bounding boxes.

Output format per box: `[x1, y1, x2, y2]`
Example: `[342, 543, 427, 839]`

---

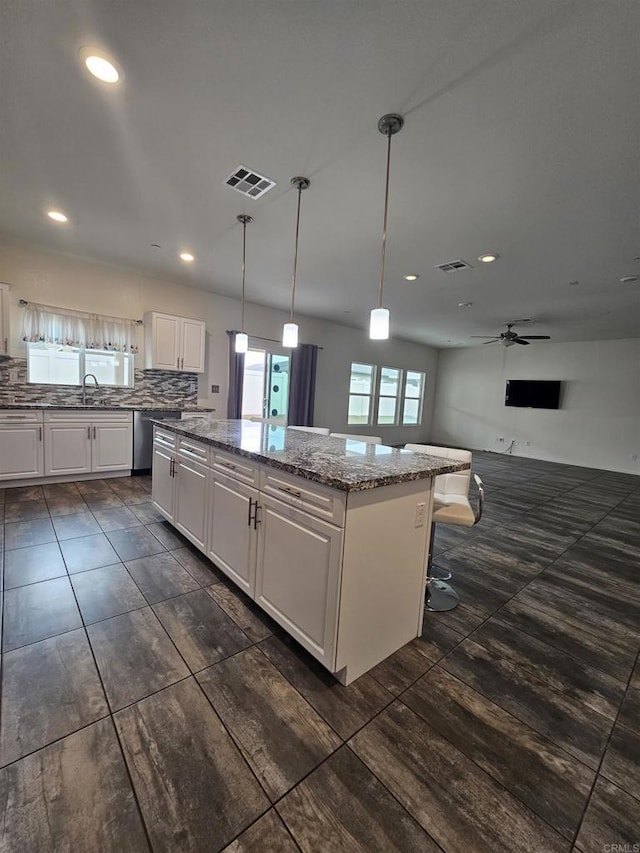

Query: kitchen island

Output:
[151, 418, 469, 685]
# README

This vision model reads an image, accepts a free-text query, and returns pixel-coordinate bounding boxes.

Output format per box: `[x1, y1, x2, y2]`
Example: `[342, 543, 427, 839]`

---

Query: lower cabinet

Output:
[174, 455, 209, 551]
[43, 412, 133, 477]
[207, 471, 258, 595]
[0, 422, 45, 480]
[151, 444, 176, 521]
[44, 424, 92, 476]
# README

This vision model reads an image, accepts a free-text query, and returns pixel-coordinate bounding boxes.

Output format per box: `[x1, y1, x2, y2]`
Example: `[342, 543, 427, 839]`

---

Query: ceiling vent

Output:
[224, 166, 276, 200]
[435, 259, 473, 272]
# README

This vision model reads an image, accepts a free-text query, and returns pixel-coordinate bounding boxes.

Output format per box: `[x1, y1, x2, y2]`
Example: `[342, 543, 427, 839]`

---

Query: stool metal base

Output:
[426, 579, 459, 612]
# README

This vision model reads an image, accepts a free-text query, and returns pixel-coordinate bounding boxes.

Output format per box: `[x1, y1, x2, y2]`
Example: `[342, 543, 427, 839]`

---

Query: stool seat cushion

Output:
[433, 496, 476, 527]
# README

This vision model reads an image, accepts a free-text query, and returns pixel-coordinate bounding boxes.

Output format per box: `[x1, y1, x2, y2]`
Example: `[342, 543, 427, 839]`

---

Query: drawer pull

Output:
[4, 415, 28, 420]
[278, 485, 302, 498]
[219, 460, 237, 470]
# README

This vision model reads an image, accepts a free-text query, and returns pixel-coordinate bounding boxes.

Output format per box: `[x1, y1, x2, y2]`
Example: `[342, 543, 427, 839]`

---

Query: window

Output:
[348, 363, 376, 425]
[347, 362, 426, 427]
[241, 344, 290, 423]
[27, 343, 134, 387]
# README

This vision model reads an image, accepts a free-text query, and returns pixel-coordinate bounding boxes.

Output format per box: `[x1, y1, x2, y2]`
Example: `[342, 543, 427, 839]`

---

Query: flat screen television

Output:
[505, 380, 561, 409]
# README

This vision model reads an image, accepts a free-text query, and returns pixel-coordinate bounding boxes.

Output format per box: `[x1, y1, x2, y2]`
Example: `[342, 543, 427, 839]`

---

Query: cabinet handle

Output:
[181, 357, 184, 369]
[170, 458, 175, 477]
[87, 426, 91, 439]
[39, 426, 42, 441]
[93, 426, 97, 439]
[4, 415, 28, 419]
[278, 485, 302, 498]
[253, 503, 261, 529]
[219, 460, 236, 470]
[3, 337, 7, 353]
[247, 497, 254, 527]
[176, 357, 180, 369]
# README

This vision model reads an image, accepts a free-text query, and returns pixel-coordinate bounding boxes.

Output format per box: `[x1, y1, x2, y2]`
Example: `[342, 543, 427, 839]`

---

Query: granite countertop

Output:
[152, 417, 469, 492]
[0, 403, 215, 412]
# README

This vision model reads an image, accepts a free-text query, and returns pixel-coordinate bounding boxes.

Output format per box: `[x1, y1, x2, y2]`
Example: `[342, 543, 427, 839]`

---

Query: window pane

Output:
[348, 395, 370, 424]
[405, 370, 424, 399]
[403, 398, 420, 424]
[350, 363, 374, 395]
[380, 367, 400, 397]
[27, 344, 80, 385]
[85, 351, 133, 387]
[377, 396, 397, 425]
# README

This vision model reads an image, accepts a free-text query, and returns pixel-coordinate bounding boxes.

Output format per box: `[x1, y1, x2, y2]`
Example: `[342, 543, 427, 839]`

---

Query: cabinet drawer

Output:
[259, 467, 346, 527]
[177, 436, 209, 465]
[0, 410, 44, 423]
[44, 410, 132, 423]
[153, 427, 177, 450]
[212, 450, 259, 487]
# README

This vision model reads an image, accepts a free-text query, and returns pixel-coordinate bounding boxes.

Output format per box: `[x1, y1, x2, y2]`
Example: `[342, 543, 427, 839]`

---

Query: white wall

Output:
[431, 339, 640, 474]
[0, 243, 438, 444]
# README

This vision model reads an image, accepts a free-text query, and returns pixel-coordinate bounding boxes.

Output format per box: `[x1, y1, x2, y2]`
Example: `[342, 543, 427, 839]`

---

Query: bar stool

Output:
[404, 443, 484, 611]
[330, 433, 383, 444]
[289, 426, 331, 435]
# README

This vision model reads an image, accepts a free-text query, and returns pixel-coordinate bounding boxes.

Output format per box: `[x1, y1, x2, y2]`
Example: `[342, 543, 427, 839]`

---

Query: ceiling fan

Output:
[471, 323, 551, 347]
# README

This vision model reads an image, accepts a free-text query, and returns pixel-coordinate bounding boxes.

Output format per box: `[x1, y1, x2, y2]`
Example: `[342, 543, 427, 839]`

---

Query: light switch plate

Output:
[211, 384, 220, 394]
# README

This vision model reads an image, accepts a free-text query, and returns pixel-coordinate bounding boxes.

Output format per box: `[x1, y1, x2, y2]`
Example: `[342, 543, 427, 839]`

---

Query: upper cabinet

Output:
[0, 282, 11, 357]
[144, 311, 206, 373]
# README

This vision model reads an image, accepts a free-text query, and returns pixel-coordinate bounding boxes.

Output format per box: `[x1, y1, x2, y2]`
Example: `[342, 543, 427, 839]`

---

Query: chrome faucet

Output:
[81, 373, 100, 405]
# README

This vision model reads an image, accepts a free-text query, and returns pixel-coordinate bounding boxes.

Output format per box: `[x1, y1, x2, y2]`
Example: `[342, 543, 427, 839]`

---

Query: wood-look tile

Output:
[495, 597, 638, 682]
[4, 485, 45, 503]
[4, 517, 56, 551]
[84, 493, 126, 510]
[3, 498, 49, 523]
[198, 646, 341, 801]
[0, 718, 149, 853]
[0, 629, 108, 766]
[42, 482, 80, 499]
[223, 810, 298, 853]
[171, 546, 225, 586]
[52, 511, 102, 540]
[425, 600, 487, 637]
[130, 501, 165, 524]
[106, 526, 166, 561]
[600, 724, 640, 800]
[125, 551, 200, 604]
[574, 778, 640, 853]
[350, 701, 567, 853]
[630, 659, 640, 690]
[71, 563, 147, 624]
[468, 618, 625, 720]
[441, 639, 614, 769]
[3, 541, 67, 589]
[146, 520, 187, 550]
[115, 677, 269, 851]
[59, 532, 120, 573]
[88, 607, 189, 711]
[277, 745, 437, 853]
[153, 589, 251, 671]
[369, 638, 437, 695]
[403, 667, 594, 839]
[3, 576, 82, 651]
[206, 582, 277, 643]
[93, 506, 143, 532]
[259, 633, 393, 740]
[76, 479, 117, 495]
[45, 494, 90, 517]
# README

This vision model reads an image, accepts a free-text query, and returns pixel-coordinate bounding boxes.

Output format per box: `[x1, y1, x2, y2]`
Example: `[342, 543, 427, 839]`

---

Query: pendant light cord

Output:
[241, 218, 247, 332]
[290, 183, 303, 323]
[378, 129, 393, 309]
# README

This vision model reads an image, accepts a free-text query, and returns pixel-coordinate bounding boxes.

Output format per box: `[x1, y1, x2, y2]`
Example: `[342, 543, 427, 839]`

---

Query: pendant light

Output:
[235, 214, 253, 354]
[370, 113, 404, 340]
[282, 176, 310, 348]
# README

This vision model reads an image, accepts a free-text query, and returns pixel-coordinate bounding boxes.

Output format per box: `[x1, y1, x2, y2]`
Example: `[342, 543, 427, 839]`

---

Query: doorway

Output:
[241, 346, 290, 423]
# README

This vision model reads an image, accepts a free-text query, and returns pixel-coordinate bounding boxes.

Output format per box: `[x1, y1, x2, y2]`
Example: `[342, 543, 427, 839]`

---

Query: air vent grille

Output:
[435, 259, 473, 272]
[224, 166, 276, 199]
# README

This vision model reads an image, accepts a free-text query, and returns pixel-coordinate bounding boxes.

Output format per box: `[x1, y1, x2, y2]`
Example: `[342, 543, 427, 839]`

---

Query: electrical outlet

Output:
[211, 384, 220, 394]
[415, 501, 427, 527]
[8, 369, 19, 382]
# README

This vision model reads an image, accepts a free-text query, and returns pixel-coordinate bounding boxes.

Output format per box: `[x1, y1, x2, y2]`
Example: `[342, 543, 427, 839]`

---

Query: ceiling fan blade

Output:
[470, 336, 499, 339]
[514, 338, 530, 345]
[518, 335, 551, 340]
[482, 339, 498, 344]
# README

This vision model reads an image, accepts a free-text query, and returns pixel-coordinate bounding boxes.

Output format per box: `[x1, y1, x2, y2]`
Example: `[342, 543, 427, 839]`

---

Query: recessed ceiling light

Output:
[478, 253, 498, 263]
[47, 210, 68, 223]
[403, 274, 419, 281]
[79, 47, 120, 83]
[458, 302, 473, 308]
[179, 252, 194, 263]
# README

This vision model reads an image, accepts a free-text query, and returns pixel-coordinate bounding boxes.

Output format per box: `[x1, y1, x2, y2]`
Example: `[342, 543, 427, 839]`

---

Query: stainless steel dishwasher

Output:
[133, 410, 182, 473]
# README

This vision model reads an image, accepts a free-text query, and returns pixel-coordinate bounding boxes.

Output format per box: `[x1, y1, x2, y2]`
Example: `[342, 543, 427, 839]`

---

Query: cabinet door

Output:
[92, 422, 133, 472]
[44, 423, 92, 476]
[180, 318, 206, 373]
[256, 494, 343, 668]
[207, 471, 258, 595]
[0, 283, 8, 356]
[0, 424, 45, 480]
[151, 446, 176, 521]
[175, 456, 209, 550]
[151, 314, 181, 370]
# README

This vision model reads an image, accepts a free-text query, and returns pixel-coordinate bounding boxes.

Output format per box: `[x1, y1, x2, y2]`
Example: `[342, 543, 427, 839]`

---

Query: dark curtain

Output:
[288, 343, 318, 426]
[226, 331, 245, 418]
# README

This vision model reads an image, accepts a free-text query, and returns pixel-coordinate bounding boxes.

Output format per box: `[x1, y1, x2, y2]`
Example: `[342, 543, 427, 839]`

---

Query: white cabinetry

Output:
[0, 411, 44, 480]
[144, 312, 206, 373]
[208, 470, 259, 595]
[174, 439, 209, 550]
[151, 429, 177, 521]
[44, 411, 133, 476]
[0, 282, 10, 357]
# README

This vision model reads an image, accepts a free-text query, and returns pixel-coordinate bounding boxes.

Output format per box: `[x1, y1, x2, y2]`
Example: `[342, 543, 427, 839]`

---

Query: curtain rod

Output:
[226, 329, 323, 350]
[19, 299, 144, 325]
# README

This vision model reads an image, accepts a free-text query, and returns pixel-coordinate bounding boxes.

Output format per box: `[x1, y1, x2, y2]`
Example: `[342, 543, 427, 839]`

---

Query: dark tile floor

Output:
[0, 456, 639, 852]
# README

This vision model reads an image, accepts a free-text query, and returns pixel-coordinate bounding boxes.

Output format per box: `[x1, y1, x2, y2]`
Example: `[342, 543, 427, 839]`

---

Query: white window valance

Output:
[21, 301, 139, 353]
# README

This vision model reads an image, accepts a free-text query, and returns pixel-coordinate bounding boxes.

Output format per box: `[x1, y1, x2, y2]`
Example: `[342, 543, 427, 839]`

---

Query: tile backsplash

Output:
[0, 358, 198, 407]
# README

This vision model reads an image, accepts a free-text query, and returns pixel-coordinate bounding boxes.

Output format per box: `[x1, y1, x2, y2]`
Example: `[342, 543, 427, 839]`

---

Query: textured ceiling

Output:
[1, 0, 639, 347]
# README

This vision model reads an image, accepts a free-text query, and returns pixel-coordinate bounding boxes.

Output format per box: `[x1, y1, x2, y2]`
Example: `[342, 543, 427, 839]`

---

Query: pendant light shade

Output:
[282, 177, 310, 348]
[369, 113, 404, 341]
[235, 214, 253, 355]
